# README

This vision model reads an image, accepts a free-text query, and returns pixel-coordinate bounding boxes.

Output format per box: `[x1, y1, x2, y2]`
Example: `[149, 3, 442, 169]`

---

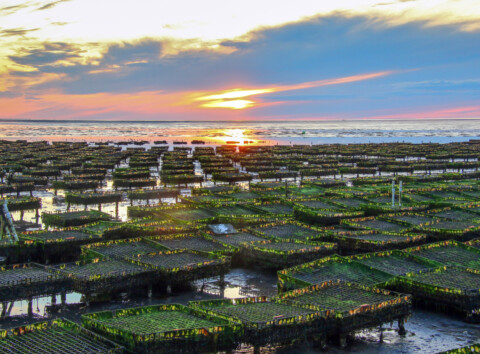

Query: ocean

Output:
[1, 119, 480, 144]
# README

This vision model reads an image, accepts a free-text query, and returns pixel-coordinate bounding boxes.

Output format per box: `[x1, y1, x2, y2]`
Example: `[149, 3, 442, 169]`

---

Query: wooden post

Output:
[1, 302, 6, 318]
[398, 317, 406, 335]
[27, 297, 33, 317]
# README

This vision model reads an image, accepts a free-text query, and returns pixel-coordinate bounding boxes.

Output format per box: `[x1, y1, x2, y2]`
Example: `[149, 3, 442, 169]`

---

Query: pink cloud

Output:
[0, 71, 398, 120]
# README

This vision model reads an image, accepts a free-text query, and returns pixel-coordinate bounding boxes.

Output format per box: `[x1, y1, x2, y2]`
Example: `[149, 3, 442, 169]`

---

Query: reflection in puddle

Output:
[193, 268, 278, 299]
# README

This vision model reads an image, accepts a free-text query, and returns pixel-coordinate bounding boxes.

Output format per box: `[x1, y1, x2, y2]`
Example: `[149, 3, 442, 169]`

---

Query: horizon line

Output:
[1, 117, 480, 123]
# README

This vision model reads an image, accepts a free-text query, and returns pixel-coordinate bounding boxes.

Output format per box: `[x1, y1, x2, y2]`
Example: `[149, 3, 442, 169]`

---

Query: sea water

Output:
[1, 119, 480, 144]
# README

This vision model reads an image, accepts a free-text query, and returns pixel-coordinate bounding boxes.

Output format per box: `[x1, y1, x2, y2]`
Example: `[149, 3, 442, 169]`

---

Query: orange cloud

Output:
[0, 70, 409, 120]
[1, 87, 479, 122]
[0, 90, 256, 120]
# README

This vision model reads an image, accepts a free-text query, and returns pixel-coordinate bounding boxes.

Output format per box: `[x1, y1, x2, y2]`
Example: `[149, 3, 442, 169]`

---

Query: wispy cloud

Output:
[393, 79, 480, 91]
[0, 90, 251, 120]
[367, 105, 480, 120]
[36, 0, 71, 11]
[0, 3, 29, 15]
[1, 28, 39, 37]
[1, 71, 393, 117]
[1, 90, 478, 122]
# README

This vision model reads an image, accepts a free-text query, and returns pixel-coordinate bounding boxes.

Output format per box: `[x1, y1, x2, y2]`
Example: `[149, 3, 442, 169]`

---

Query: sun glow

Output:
[219, 128, 256, 144]
[200, 99, 255, 109]
[194, 88, 274, 109]
[193, 71, 396, 110]
[197, 89, 275, 101]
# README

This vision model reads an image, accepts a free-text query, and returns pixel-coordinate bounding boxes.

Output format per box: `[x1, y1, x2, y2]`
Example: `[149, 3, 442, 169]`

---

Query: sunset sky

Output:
[0, 0, 479, 120]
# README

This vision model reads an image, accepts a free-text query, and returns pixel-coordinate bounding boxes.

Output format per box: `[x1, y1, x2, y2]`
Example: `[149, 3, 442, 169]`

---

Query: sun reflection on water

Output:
[219, 128, 257, 145]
